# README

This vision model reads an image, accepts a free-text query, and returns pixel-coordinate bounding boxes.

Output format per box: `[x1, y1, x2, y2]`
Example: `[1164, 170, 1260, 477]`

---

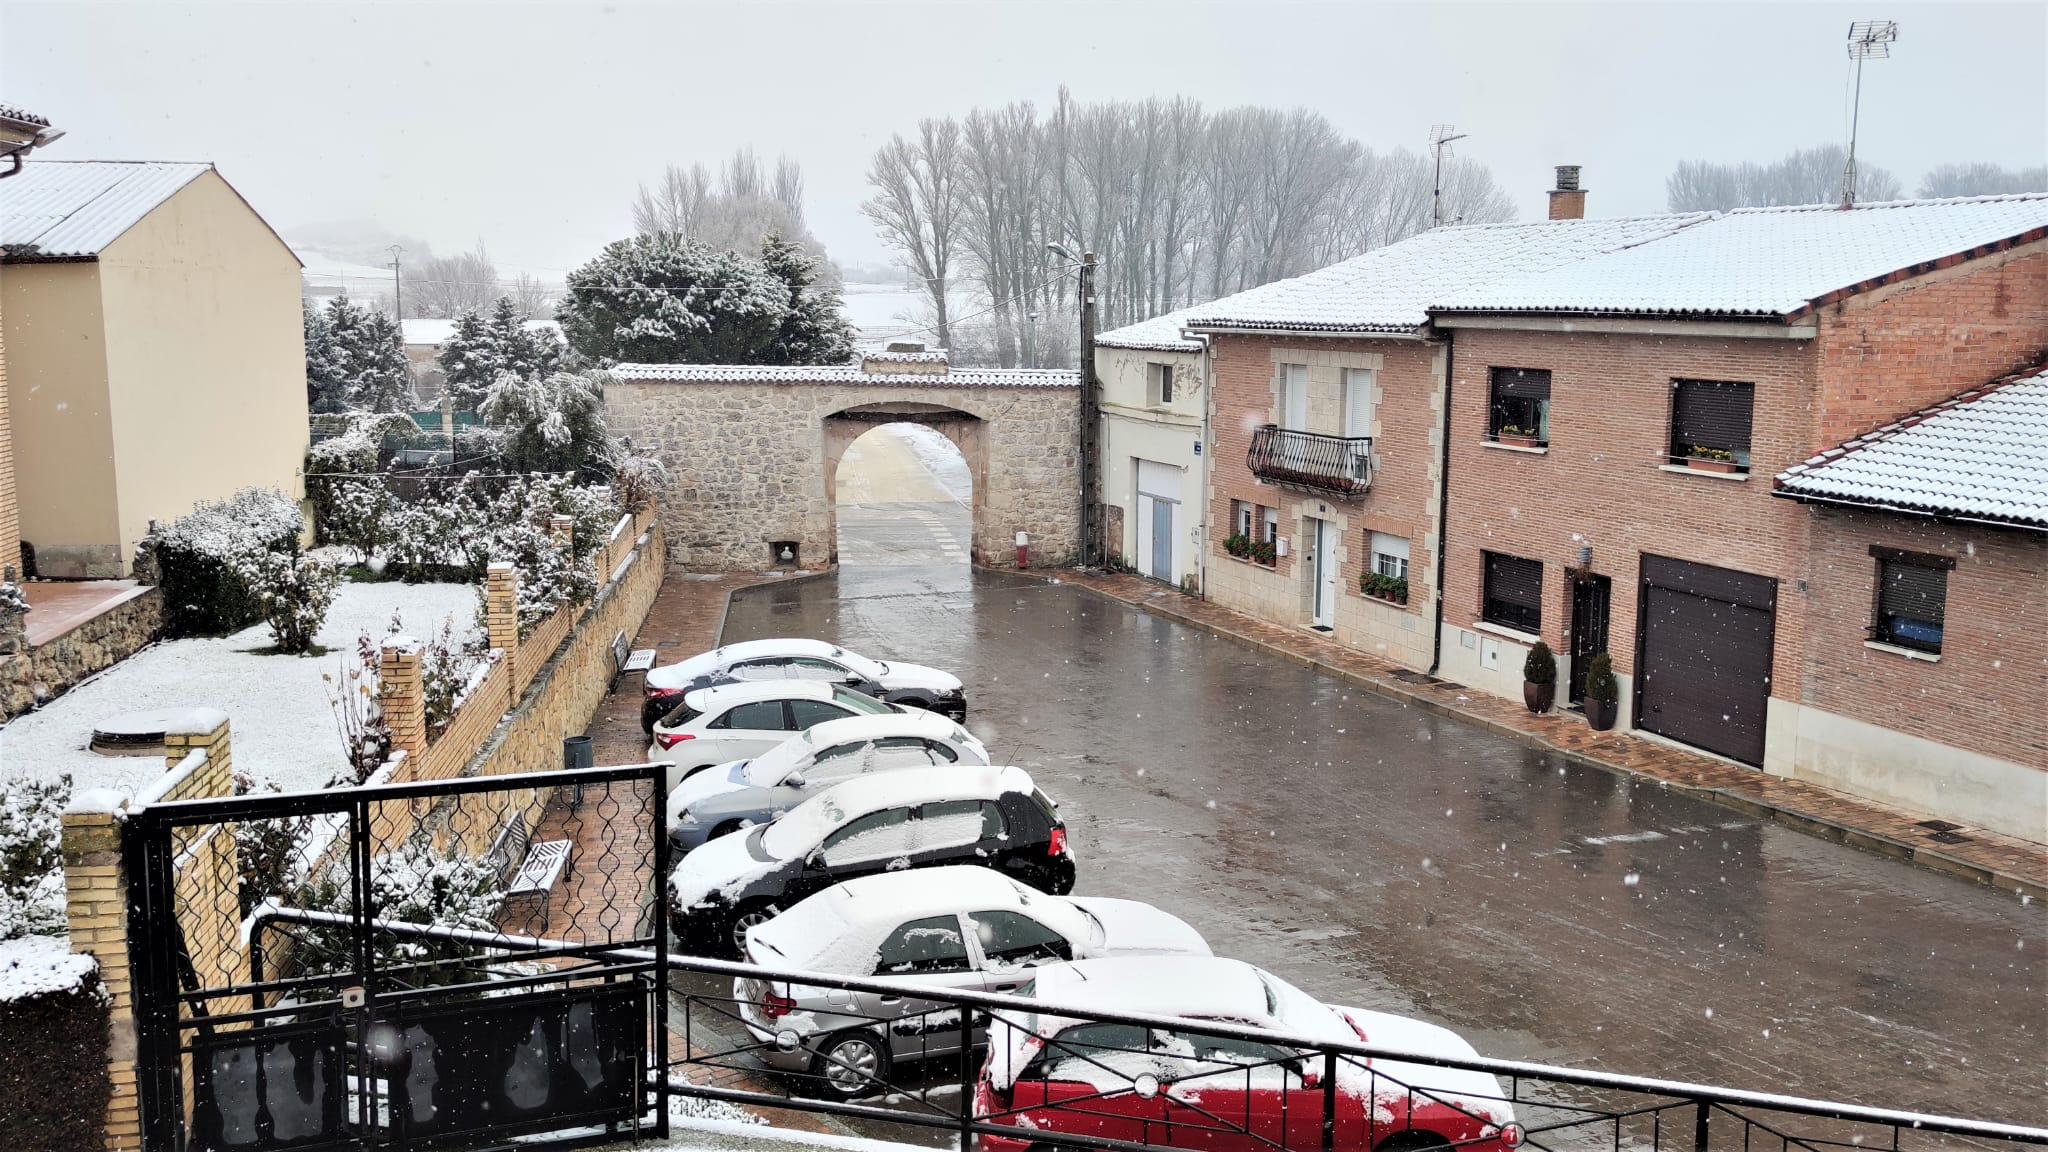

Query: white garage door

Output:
[1136, 459, 1182, 501]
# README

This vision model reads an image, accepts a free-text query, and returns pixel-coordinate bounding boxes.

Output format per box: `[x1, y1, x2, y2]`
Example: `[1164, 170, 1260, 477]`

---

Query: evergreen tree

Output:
[557, 233, 797, 365]
[435, 309, 498, 412]
[759, 233, 855, 365]
[325, 296, 414, 413]
[480, 370, 611, 479]
[488, 295, 561, 380]
[303, 301, 347, 413]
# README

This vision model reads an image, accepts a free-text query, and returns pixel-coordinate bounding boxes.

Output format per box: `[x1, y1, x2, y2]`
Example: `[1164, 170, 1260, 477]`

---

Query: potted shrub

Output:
[1251, 539, 1277, 566]
[1360, 572, 1410, 605]
[1223, 533, 1252, 560]
[1496, 424, 1542, 449]
[1684, 445, 1740, 474]
[1522, 640, 1556, 713]
[1583, 652, 1619, 731]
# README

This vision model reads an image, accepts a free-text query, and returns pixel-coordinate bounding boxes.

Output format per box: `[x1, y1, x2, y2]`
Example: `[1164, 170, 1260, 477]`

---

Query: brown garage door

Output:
[1635, 555, 1777, 767]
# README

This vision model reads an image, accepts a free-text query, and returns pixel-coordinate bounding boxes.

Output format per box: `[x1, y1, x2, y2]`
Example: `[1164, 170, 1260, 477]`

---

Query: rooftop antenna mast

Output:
[1430, 124, 1470, 228]
[1840, 20, 1898, 207]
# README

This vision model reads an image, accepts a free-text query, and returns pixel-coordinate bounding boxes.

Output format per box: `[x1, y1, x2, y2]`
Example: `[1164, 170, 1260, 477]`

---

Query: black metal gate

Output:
[126, 763, 669, 1152]
[1566, 570, 1610, 707]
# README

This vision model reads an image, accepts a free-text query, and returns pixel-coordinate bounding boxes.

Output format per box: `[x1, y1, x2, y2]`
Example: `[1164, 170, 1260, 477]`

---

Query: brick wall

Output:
[1206, 333, 1444, 666]
[1440, 327, 1816, 696]
[1813, 240, 2048, 450]
[1796, 507, 2048, 769]
[0, 586, 163, 718]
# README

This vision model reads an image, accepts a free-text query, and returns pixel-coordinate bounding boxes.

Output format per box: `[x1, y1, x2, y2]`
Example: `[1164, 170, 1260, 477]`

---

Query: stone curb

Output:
[1055, 572, 2046, 903]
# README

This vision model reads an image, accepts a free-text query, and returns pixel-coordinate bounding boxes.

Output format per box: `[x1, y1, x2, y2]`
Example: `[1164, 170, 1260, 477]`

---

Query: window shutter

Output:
[1880, 561, 1946, 624]
[1491, 368, 1551, 401]
[1672, 380, 1755, 452]
[1485, 552, 1542, 611]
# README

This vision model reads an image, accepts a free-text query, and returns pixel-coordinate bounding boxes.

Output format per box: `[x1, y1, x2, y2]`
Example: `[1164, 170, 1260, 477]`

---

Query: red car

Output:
[976, 956, 1522, 1152]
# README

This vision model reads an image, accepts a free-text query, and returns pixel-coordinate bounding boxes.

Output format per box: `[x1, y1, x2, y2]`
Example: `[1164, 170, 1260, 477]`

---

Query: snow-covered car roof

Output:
[762, 765, 1038, 856]
[1774, 363, 2048, 530]
[648, 638, 877, 688]
[754, 866, 1090, 971]
[677, 680, 842, 713]
[1028, 955, 1319, 1032]
[1435, 193, 2048, 320]
[741, 710, 977, 786]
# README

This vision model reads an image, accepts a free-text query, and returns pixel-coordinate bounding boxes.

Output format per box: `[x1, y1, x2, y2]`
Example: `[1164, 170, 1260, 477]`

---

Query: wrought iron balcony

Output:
[1247, 424, 1374, 497]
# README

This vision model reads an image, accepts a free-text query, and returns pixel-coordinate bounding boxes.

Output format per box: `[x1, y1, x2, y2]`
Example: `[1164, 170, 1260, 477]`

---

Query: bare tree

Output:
[509, 273, 552, 320]
[1917, 162, 2047, 198]
[631, 149, 838, 288]
[631, 163, 711, 235]
[407, 244, 499, 319]
[862, 120, 963, 349]
[1666, 145, 1902, 210]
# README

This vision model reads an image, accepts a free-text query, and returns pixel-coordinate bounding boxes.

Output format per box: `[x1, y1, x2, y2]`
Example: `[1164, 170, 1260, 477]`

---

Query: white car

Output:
[641, 638, 966, 733]
[648, 681, 904, 790]
[735, 866, 1211, 1094]
[666, 711, 991, 852]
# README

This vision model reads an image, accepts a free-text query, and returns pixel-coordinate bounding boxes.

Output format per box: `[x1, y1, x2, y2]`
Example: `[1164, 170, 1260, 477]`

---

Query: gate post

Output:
[61, 795, 142, 1151]
[380, 636, 426, 762]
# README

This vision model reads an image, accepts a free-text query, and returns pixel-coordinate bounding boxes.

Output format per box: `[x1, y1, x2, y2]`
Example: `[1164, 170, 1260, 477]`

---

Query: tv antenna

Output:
[1430, 124, 1470, 228]
[1840, 20, 1898, 207]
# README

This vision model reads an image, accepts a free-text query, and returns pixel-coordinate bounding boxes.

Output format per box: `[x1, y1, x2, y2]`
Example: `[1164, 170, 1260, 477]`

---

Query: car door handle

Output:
[992, 983, 1019, 992]
[877, 995, 902, 1004]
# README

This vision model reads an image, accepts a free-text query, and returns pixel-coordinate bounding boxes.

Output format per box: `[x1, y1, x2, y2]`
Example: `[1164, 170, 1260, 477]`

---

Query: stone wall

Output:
[0, 586, 162, 718]
[606, 376, 1080, 571]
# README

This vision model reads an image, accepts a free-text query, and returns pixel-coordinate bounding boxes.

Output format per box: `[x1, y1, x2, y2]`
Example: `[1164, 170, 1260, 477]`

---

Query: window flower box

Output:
[1360, 571, 1409, 606]
[1684, 445, 1740, 474]
[1223, 533, 1252, 560]
[1495, 425, 1542, 449]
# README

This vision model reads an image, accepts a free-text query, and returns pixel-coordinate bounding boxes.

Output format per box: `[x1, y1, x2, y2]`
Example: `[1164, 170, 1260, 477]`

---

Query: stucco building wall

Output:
[1097, 343, 1204, 586]
[606, 376, 1079, 572]
[0, 261, 121, 576]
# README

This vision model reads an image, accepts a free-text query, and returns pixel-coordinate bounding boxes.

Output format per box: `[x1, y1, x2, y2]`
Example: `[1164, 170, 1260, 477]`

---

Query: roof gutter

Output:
[1768, 487, 2046, 534]
[1433, 313, 1814, 340]
[1182, 325, 1427, 342]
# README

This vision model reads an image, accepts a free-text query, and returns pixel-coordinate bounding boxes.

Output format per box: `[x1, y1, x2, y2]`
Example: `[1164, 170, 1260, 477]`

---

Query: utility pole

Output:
[388, 244, 405, 320]
[1078, 251, 1100, 568]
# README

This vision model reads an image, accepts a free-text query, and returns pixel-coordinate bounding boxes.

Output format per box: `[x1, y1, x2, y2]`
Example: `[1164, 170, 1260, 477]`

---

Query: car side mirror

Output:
[784, 772, 807, 788]
[807, 851, 826, 869]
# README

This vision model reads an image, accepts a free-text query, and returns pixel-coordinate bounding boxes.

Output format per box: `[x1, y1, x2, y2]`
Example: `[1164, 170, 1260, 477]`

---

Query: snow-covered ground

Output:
[0, 581, 481, 797]
[889, 423, 972, 502]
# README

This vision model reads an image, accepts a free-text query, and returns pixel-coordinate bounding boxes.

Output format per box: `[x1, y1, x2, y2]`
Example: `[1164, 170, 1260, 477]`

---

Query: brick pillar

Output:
[160, 710, 233, 800]
[61, 797, 139, 1151]
[485, 562, 519, 652]
[548, 513, 573, 549]
[380, 636, 425, 759]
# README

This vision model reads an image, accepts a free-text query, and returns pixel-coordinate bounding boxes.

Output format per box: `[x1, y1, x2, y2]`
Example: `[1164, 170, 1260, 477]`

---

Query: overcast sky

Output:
[4, 1, 2043, 281]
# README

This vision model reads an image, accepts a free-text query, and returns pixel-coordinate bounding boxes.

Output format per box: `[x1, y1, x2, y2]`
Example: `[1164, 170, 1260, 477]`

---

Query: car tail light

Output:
[1498, 1123, 1525, 1149]
[1047, 826, 1067, 856]
[646, 685, 683, 701]
[654, 732, 694, 750]
[763, 992, 797, 1020]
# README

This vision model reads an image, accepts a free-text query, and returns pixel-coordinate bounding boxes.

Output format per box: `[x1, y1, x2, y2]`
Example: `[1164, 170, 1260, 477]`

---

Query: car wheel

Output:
[710, 819, 747, 840]
[812, 1029, 890, 1098]
[729, 901, 778, 957]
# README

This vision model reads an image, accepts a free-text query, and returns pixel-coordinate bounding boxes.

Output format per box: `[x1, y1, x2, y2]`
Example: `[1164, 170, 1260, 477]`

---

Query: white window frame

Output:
[1151, 363, 1175, 406]
[1280, 364, 1308, 430]
[1370, 532, 1410, 580]
[1343, 368, 1375, 439]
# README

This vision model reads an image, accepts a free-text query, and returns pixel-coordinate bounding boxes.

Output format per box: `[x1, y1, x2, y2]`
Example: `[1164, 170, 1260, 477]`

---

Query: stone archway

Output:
[822, 403, 987, 564]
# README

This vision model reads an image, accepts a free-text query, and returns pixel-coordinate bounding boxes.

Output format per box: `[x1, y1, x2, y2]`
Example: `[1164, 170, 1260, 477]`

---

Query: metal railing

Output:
[1248, 425, 1374, 498]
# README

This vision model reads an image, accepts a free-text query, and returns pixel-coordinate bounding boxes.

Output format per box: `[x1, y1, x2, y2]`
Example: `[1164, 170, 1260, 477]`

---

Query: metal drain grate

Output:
[1915, 819, 1964, 832]
[1924, 830, 1973, 845]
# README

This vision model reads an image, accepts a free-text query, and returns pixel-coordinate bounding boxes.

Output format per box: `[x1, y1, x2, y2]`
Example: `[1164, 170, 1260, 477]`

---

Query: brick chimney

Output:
[1548, 165, 1586, 221]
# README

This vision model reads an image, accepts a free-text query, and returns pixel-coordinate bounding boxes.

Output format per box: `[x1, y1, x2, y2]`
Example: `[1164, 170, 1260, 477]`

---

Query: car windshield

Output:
[832, 686, 896, 715]
[760, 790, 847, 858]
[741, 734, 815, 787]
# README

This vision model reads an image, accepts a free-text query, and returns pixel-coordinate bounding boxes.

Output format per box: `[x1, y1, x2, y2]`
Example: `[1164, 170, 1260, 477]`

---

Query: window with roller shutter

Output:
[1482, 551, 1542, 634]
[1669, 379, 1756, 469]
[1870, 547, 1950, 654]
[1488, 368, 1551, 443]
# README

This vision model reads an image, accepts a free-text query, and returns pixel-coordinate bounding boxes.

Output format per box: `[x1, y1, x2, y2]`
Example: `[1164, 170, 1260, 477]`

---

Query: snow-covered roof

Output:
[1096, 306, 1206, 353]
[0, 103, 51, 129]
[611, 363, 1078, 388]
[1774, 362, 2048, 530]
[401, 318, 457, 347]
[1181, 215, 1708, 335]
[1439, 194, 2048, 320]
[0, 159, 211, 257]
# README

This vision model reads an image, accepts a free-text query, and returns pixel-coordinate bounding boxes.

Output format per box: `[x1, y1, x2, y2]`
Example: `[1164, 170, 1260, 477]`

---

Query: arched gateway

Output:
[606, 350, 1080, 570]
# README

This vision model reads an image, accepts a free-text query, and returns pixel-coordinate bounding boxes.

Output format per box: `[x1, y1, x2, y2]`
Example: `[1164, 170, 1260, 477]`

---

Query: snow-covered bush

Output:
[325, 629, 392, 787]
[608, 447, 668, 514]
[232, 771, 312, 917]
[0, 776, 69, 942]
[233, 545, 343, 654]
[322, 475, 393, 563]
[415, 610, 487, 738]
[298, 839, 502, 987]
[481, 369, 612, 480]
[146, 488, 304, 637]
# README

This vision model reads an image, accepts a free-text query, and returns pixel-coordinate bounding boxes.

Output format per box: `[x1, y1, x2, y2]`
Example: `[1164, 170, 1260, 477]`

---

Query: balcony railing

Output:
[1248, 425, 1374, 497]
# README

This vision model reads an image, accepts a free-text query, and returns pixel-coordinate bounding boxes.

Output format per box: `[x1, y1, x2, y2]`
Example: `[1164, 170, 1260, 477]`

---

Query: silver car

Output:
[666, 710, 989, 853]
[734, 865, 1211, 1097]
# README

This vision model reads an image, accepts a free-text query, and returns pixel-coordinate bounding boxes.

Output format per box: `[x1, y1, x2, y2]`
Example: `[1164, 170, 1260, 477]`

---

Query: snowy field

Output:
[889, 422, 972, 502]
[0, 581, 480, 797]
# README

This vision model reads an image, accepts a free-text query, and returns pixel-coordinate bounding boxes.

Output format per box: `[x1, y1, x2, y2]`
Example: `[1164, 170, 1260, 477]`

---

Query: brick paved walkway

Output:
[1057, 568, 2046, 900]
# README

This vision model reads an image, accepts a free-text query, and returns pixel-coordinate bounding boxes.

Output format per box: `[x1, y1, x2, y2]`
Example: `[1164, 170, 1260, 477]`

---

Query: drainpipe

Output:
[1192, 331, 1213, 599]
[1427, 329, 1455, 675]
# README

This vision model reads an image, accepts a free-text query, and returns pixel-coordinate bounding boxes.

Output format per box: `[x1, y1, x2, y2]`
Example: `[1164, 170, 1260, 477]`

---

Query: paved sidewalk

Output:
[1055, 568, 2047, 900]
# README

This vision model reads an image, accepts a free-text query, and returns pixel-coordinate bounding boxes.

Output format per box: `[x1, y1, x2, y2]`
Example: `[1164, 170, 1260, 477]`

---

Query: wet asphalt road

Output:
[716, 562, 2045, 1126]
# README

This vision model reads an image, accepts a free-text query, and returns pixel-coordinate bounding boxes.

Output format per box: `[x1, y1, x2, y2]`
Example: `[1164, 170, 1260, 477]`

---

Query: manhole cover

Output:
[90, 708, 189, 756]
[1923, 830, 1973, 845]
[1915, 819, 1964, 832]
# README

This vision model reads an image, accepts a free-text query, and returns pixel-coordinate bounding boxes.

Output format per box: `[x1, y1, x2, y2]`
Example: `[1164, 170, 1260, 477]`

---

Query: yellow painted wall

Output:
[0, 261, 121, 576]
[97, 170, 309, 564]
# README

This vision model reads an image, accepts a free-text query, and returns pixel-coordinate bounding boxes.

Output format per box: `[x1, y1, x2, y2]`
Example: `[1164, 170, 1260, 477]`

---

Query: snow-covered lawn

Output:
[0, 581, 481, 797]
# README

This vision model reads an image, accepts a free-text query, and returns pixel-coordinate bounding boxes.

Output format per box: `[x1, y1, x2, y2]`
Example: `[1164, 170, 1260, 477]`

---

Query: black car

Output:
[665, 765, 1073, 958]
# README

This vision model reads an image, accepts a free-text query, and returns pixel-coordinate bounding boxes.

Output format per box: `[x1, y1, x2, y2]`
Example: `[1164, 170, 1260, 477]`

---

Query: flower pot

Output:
[1497, 434, 1540, 449]
[1686, 457, 1739, 474]
[1523, 680, 1555, 714]
[1583, 696, 1618, 731]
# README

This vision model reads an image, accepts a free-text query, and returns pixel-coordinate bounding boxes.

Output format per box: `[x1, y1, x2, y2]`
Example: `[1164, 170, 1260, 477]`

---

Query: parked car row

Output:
[645, 637, 1519, 1152]
[642, 638, 967, 736]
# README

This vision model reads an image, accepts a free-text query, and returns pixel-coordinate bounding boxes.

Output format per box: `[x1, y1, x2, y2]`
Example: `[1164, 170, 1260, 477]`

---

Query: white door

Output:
[1310, 518, 1338, 629]
[1282, 364, 1308, 430]
[1135, 460, 1183, 583]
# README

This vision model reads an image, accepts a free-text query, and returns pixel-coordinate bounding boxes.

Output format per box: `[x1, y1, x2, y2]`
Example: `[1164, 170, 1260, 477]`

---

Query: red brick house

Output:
[1772, 363, 2046, 839]
[1428, 195, 2047, 838]
[1182, 211, 1702, 670]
